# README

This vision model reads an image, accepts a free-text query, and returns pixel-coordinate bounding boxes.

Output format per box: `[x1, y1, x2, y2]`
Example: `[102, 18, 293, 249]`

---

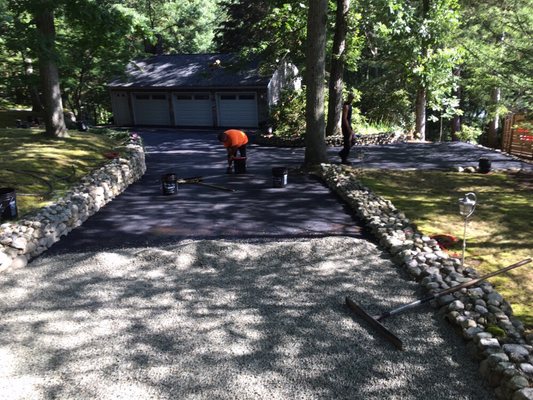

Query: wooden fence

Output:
[502, 114, 533, 160]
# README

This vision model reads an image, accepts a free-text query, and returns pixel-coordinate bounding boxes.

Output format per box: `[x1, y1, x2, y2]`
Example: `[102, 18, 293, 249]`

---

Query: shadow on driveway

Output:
[48, 129, 363, 254]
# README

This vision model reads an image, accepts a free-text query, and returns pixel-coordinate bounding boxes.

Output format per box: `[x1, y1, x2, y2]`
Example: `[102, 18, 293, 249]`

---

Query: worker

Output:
[218, 129, 248, 173]
[339, 92, 355, 165]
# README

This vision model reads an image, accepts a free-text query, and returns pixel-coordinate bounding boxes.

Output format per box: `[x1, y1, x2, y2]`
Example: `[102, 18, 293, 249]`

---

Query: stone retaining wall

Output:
[253, 131, 405, 147]
[318, 164, 533, 400]
[0, 139, 146, 273]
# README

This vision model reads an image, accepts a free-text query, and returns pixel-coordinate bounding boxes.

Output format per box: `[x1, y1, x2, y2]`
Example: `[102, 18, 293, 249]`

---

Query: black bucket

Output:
[0, 188, 18, 221]
[272, 167, 288, 188]
[233, 157, 247, 174]
[479, 158, 491, 174]
[161, 173, 177, 195]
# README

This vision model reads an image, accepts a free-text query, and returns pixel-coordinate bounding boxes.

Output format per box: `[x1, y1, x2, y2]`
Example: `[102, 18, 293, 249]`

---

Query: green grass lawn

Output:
[358, 170, 533, 329]
[0, 127, 124, 216]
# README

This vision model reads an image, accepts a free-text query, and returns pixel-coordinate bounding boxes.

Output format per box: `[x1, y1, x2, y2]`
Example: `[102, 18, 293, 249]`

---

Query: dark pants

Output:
[339, 130, 352, 161]
[237, 144, 246, 158]
[229, 145, 247, 159]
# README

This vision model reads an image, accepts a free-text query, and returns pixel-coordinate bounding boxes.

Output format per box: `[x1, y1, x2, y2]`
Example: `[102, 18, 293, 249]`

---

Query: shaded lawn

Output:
[359, 170, 533, 329]
[0, 109, 43, 129]
[0, 128, 123, 216]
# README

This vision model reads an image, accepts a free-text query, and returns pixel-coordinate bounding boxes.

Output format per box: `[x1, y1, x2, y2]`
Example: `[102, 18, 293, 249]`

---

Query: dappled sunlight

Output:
[45, 130, 362, 255]
[0, 128, 123, 215]
[360, 166, 532, 327]
[0, 237, 493, 399]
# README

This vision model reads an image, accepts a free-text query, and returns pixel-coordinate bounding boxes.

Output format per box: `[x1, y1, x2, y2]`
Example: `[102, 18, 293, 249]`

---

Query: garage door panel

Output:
[111, 92, 132, 126]
[133, 94, 170, 125]
[173, 93, 213, 126]
[217, 93, 258, 128]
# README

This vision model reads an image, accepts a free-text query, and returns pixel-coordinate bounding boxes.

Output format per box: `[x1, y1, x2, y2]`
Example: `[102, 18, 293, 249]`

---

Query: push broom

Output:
[346, 257, 532, 350]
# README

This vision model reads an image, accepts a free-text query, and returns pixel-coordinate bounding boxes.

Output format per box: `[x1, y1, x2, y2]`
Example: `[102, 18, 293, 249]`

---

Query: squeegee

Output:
[346, 257, 531, 350]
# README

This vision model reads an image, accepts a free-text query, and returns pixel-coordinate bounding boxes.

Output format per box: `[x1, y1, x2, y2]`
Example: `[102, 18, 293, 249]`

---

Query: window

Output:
[135, 94, 149, 100]
[176, 94, 193, 100]
[152, 94, 166, 100]
[239, 94, 255, 100]
[195, 94, 209, 100]
[220, 94, 236, 100]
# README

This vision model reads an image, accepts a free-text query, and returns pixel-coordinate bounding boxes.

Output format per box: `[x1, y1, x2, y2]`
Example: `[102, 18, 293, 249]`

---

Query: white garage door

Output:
[173, 93, 213, 126]
[132, 93, 170, 125]
[110, 92, 132, 126]
[217, 93, 258, 127]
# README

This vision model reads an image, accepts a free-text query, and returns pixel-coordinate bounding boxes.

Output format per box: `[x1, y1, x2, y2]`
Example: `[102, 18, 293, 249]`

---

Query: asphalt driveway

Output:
[1, 130, 510, 399]
[48, 130, 530, 254]
[344, 140, 532, 171]
[47, 129, 363, 254]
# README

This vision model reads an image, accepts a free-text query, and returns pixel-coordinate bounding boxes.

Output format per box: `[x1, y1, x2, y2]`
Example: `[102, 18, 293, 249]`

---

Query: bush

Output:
[457, 124, 482, 143]
[88, 127, 138, 146]
[269, 89, 306, 139]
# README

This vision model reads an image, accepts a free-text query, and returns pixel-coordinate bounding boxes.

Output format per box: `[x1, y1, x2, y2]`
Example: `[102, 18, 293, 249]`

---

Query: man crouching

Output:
[218, 129, 248, 173]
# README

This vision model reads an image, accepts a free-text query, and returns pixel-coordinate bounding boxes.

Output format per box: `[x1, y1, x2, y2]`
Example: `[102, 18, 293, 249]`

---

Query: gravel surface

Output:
[0, 237, 494, 399]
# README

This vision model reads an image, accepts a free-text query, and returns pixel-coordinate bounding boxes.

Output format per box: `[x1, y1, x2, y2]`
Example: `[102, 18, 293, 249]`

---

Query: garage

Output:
[109, 54, 300, 128]
[172, 93, 213, 126]
[132, 93, 170, 125]
[217, 93, 258, 127]
[110, 92, 132, 125]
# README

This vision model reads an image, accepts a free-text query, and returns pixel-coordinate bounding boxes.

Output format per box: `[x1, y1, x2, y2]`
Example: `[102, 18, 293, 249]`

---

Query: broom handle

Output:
[195, 182, 235, 192]
[377, 257, 531, 321]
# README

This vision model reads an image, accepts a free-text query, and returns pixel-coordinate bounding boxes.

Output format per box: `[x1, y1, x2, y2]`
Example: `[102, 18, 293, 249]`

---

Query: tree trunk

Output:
[487, 87, 501, 148]
[414, 0, 430, 142]
[450, 68, 461, 141]
[304, 0, 328, 166]
[23, 56, 43, 112]
[415, 87, 426, 141]
[35, 8, 68, 138]
[326, 0, 350, 137]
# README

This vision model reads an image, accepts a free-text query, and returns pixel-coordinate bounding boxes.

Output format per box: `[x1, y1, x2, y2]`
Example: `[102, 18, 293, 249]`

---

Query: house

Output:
[108, 53, 300, 129]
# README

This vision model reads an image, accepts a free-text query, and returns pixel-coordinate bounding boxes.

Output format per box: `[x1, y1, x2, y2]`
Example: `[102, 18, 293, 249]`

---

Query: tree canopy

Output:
[0, 0, 530, 145]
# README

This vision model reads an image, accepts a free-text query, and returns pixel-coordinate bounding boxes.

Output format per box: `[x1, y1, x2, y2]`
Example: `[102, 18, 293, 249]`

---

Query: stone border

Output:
[0, 136, 146, 272]
[318, 164, 532, 400]
[253, 131, 406, 147]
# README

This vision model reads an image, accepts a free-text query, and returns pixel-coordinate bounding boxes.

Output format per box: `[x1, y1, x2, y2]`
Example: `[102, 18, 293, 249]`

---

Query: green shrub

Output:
[269, 89, 306, 139]
[88, 127, 139, 146]
[457, 124, 483, 143]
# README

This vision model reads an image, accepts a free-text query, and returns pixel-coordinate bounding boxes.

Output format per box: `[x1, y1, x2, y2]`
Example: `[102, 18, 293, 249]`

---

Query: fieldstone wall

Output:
[0, 139, 146, 273]
[318, 164, 533, 400]
[253, 131, 405, 147]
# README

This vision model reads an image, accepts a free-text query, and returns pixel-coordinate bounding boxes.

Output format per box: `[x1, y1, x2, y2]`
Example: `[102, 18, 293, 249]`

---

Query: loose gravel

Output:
[0, 237, 494, 399]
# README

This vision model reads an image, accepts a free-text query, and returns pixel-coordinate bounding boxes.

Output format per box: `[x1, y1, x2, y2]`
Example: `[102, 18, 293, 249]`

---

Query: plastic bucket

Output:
[272, 167, 288, 188]
[233, 157, 247, 174]
[478, 158, 491, 174]
[0, 188, 18, 221]
[161, 173, 177, 195]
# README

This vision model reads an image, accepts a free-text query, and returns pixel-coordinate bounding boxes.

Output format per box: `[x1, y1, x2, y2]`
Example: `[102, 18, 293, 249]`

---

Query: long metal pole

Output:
[461, 217, 468, 267]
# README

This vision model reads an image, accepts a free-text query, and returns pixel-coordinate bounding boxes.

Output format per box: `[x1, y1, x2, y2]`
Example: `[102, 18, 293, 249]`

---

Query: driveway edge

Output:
[0, 139, 146, 272]
[318, 163, 533, 400]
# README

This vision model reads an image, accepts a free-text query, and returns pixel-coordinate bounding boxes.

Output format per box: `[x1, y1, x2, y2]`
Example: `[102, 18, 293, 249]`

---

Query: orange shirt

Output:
[223, 129, 248, 148]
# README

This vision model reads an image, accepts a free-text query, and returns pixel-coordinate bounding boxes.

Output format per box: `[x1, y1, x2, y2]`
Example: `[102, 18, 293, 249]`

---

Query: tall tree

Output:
[326, 0, 350, 137]
[34, 4, 67, 137]
[304, 0, 328, 165]
[123, 0, 221, 54]
[458, 0, 532, 148]
[215, 0, 271, 53]
[59, 1, 139, 123]
[355, 0, 460, 139]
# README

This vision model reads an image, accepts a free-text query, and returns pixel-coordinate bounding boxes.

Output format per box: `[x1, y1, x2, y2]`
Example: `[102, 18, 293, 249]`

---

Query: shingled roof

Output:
[108, 53, 271, 89]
